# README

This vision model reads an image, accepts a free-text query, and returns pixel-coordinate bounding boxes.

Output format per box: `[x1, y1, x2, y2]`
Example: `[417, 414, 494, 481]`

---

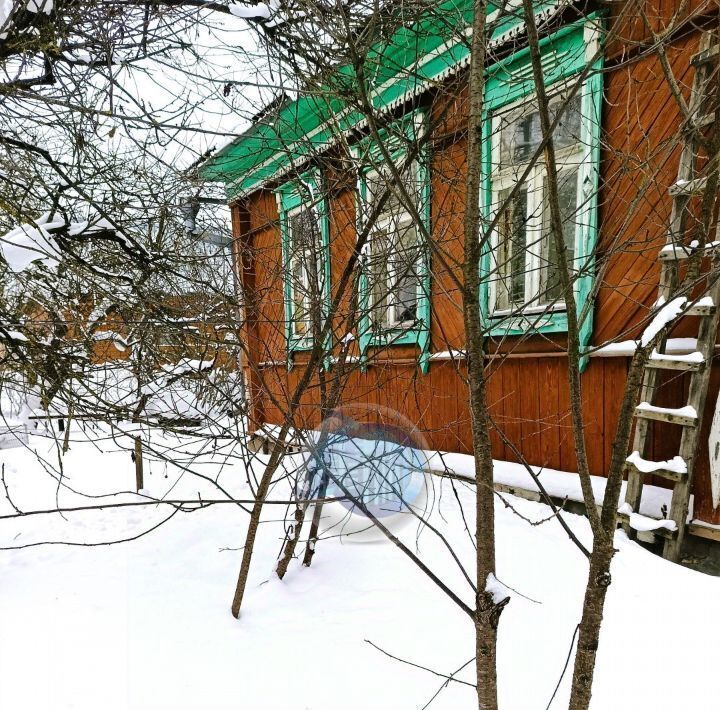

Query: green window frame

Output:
[355, 111, 432, 373]
[479, 16, 604, 369]
[276, 170, 331, 367]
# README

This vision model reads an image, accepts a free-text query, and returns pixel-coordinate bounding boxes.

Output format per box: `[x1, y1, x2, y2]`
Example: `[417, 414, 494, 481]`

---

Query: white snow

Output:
[0, 214, 114, 273]
[3, 330, 29, 343]
[660, 240, 720, 255]
[649, 348, 704, 364]
[430, 349, 467, 360]
[1, 1, 54, 39]
[426, 452, 682, 520]
[256, 431, 686, 522]
[617, 503, 678, 533]
[660, 243, 692, 256]
[328, 355, 362, 365]
[636, 402, 698, 420]
[626, 451, 687, 475]
[640, 297, 686, 346]
[93, 331, 130, 352]
[593, 337, 700, 358]
[228, 1, 277, 20]
[592, 340, 639, 357]
[0, 212, 63, 271]
[159, 358, 215, 376]
[258, 359, 286, 367]
[664, 337, 699, 353]
[0, 415, 719, 709]
[0, 0, 12, 31]
[485, 573, 513, 604]
[27, 0, 53, 13]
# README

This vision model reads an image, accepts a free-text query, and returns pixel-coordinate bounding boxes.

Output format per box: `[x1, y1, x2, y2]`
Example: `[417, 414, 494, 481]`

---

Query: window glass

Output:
[495, 185, 528, 311]
[490, 90, 582, 314]
[287, 206, 321, 337]
[365, 165, 423, 328]
[497, 93, 582, 168]
[539, 168, 579, 304]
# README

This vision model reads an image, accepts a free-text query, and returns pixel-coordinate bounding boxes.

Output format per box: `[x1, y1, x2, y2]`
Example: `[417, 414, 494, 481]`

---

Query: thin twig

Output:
[364, 639, 476, 689]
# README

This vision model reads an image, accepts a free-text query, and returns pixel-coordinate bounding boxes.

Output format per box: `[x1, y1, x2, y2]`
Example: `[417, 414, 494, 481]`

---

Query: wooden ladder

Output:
[622, 32, 720, 562]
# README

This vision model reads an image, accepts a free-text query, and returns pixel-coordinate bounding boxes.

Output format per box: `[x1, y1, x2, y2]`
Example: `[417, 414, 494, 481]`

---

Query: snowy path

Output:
[1, 427, 718, 710]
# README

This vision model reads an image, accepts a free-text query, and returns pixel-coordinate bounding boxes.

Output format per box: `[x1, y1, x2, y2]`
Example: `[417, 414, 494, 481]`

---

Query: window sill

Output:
[365, 323, 427, 348]
[492, 304, 567, 317]
[488, 309, 568, 336]
[288, 337, 315, 352]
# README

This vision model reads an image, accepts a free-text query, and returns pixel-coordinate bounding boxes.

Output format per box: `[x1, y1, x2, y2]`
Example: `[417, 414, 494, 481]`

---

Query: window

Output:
[489, 91, 583, 314]
[365, 165, 423, 330]
[287, 205, 323, 338]
[277, 172, 330, 355]
[354, 111, 431, 373]
[479, 17, 603, 363]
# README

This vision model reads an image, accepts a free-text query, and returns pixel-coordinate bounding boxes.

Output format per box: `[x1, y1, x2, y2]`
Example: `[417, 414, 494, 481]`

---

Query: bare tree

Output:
[2, 3, 720, 710]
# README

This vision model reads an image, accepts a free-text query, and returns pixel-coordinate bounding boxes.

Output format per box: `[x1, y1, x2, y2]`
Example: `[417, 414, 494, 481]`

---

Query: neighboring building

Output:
[0, 211, 236, 369]
[200, 1, 720, 535]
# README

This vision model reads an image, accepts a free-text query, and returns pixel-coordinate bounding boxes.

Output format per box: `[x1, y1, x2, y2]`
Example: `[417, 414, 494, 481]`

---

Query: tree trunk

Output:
[231, 453, 279, 617]
[276, 503, 305, 579]
[569, 539, 614, 709]
[462, 3, 502, 708]
[568, 347, 651, 708]
[134, 436, 144, 492]
[302, 468, 329, 567]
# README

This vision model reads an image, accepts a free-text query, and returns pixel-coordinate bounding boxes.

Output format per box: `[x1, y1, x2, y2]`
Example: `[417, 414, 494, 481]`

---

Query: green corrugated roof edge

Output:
[198, 0, 568, 198]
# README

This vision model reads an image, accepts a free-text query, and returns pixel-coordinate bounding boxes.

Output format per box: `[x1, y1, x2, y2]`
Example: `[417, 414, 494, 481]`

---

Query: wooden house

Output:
[200, 0, 720, 550]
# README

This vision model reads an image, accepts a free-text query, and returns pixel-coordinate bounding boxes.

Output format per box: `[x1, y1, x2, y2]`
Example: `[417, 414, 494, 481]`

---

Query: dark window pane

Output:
[288, 206, 321, 336]
[540, 169, 578, 304]
[495, 186, 528, 310]
[366, 165, 423, 328]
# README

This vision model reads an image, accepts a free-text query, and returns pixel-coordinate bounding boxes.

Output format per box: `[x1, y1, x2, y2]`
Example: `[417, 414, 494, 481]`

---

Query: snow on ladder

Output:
[622, 30, 720, 562]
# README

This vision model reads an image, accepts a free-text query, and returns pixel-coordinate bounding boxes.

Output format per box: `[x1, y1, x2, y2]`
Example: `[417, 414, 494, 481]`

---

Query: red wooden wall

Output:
[230, 5, 720, 524]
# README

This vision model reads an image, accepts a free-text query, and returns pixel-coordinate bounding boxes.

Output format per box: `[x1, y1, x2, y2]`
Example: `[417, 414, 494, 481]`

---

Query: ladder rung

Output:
[625, 451, 688, 481]
[635, 402, 698, 427]
[627, 461, 686, 482]
[669, 177, 708, 196]
[616, 510, 678, 539]
[682, 112, 716, 132]
[646, 353, 705, 372]
[684, 302, 716, 317]
[658, 242, 720, 261]
[691, 44, 720, 67]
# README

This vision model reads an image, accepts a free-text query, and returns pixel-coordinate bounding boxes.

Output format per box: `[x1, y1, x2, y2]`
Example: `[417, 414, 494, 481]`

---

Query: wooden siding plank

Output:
[520, 359, 542, 467]
[539, 358, 562, 470]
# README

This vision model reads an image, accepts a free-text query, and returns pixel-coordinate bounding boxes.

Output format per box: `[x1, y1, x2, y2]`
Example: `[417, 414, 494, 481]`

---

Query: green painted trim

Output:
[484, 18, 591, 109]
[277, 170, 331, 370]
[200, 1, 567, 198]
[479, 17, 604, 358]
[577, 20, 605, 372]
[356, 110, 431, 373]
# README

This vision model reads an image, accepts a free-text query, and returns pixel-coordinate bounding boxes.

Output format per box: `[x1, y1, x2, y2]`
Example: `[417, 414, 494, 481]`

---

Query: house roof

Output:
[199, 0, 572, 200]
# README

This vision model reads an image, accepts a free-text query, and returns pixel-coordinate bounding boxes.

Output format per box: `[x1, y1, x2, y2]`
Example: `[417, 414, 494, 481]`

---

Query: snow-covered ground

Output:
[1, 423, 719, 710]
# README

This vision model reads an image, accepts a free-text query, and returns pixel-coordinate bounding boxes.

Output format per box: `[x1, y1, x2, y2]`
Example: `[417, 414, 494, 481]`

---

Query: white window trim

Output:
[487, 88, 585, 317]
[365, 164, 422, 330]
[286, 202, 323, 340]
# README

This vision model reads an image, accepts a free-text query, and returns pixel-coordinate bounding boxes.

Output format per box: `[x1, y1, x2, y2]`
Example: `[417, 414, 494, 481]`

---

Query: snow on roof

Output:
[0, 213, 65, 272]
[228, 1, 278, 20]
[200, 1, 573, 197]
[0, 213, 114, 273]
